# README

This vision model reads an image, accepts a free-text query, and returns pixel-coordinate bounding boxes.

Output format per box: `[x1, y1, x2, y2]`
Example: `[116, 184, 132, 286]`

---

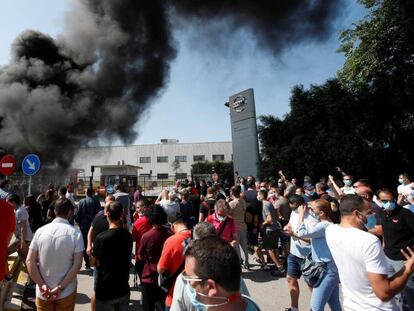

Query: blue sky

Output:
[0, 1, 366, 145]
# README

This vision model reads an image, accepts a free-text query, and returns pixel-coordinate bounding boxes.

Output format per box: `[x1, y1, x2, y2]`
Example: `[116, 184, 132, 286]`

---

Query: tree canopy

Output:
[259, 0, 414, 186]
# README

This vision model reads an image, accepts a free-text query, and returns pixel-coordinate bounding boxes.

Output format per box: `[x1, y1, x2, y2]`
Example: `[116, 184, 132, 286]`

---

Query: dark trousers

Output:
[141, 283, 166, 311]
[81, 228, 90, 268]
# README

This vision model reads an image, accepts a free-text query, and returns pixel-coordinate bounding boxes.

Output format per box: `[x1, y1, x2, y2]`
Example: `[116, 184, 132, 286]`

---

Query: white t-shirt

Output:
[30, 218, 84, 300]
[16, 206, 33, 241]
[326, 225, 397, 311]
[397, 184, 413, 205]
[397, 183, 412, 195]
[341, 186, 355, 195]
[159, 199, 180, 218]
[288, 209, 312, 259]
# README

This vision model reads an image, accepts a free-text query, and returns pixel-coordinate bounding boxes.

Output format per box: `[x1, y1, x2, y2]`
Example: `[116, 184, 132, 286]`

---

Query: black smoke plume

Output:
[0, 0, 343, 167]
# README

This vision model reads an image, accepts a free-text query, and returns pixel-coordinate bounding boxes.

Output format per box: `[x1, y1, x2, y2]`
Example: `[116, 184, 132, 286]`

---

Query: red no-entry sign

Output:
[0, 154, 17, 176]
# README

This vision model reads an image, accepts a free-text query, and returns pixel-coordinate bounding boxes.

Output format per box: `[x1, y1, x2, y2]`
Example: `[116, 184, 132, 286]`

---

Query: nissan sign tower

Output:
[229, 88, 260, 179]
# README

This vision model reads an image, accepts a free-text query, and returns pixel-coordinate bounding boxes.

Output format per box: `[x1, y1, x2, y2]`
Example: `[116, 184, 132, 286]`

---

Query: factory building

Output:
[71, 139, 233, 181]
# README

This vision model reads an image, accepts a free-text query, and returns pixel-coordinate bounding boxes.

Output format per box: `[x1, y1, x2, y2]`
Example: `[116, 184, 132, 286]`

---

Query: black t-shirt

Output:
[93, 228, 133, 300]
[188, 194, 201, 221]
[381, 205, 414, 260]
[92, 212, 109, 242]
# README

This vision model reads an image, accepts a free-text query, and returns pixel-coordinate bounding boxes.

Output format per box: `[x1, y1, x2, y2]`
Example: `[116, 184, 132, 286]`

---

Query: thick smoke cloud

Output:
[0, 0, 343, 167]
[170, 0, 344, 55]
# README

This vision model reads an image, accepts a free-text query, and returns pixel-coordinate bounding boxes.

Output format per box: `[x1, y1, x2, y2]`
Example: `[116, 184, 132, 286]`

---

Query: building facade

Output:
[71, 140, 233, 181]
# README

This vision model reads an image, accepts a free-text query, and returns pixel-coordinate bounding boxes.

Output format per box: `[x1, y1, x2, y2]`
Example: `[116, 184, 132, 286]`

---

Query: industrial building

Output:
[71, 139, 233, 182]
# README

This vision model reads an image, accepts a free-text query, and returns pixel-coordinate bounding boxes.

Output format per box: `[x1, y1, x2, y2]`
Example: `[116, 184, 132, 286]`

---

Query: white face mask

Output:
[217, 214, 226, 222]
[185, 283, 231, 310]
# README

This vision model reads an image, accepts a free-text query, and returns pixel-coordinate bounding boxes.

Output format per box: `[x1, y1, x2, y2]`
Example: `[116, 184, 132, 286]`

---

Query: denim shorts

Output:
[287, 254, 304, 279]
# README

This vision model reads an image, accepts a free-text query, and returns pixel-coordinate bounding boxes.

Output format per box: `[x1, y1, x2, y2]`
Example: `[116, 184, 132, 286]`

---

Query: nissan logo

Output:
[232, 95, 247, 113]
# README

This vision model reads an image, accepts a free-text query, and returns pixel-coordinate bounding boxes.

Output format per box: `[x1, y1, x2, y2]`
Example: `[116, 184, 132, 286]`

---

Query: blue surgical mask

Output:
[185, 283, 228, 310]
[382, 201, 396, 211]
[216, 214, 226, 222]
[365, 214, 376, 230]
[309, 191, 315, 196]
[344, 180, 352, 186]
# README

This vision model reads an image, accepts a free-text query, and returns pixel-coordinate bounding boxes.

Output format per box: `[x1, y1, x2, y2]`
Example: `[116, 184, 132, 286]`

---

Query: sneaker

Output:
[261, 264, 271, 271]
[242, 263, 251, 270]
[271, 267, 286, 277]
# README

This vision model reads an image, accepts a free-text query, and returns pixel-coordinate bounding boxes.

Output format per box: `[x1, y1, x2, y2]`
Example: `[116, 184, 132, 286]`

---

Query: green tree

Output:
[258, 0, 414, 186]
[191, 161, 234, 184]
[337, 0, 414, 180]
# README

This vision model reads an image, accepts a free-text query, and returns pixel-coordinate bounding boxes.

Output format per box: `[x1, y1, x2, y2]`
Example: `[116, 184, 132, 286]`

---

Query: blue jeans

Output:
[311, 262, 341, 311]
[386, 257, 414, 311]
[96, 293, 130, 311]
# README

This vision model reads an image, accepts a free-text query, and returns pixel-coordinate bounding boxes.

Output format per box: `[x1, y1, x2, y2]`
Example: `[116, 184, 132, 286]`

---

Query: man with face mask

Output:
[378, 189, 414, 311]
[283, 195, 311, 311]
[326, 195, 414, 311]
[256, 189, 285, 275]
[206, 200, 237, 246]
[182, 236, 260, 311]
[303, 183, 318, 204]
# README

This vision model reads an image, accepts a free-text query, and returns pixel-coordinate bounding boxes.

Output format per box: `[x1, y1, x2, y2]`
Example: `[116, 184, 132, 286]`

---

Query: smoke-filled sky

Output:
[0, 0, 366, 165]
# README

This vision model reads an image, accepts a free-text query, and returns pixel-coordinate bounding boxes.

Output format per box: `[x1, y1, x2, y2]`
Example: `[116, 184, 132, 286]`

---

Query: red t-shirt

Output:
[132, 216, 152, 260]
[0, 200, 16, 281]
[158, 229, 192, 306]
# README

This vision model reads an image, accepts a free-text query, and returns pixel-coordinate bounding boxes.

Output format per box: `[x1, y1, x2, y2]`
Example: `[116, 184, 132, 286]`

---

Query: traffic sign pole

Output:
[21, 154, 41, 195]
[28, 176, 32, 195]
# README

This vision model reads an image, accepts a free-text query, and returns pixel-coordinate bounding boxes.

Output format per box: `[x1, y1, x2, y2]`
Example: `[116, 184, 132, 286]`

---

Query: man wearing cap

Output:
[303, 183, 318, 204]
[158, 213, 192, 310]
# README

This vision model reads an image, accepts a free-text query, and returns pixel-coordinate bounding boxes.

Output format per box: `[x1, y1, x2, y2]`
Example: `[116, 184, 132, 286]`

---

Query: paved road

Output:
[75, 259, 319, 311]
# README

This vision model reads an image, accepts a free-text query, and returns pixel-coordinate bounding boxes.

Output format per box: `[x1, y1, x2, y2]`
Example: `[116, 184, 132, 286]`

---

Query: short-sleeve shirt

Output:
[91, 212, 109, 242]
[132, 215, 152, 260]
[397, 184, 413, 205]
[16, 206, 33, 241]
[158, 230, 192, 307]
[229, 198, 247, 231]
[138, 227, 171, 284]
[29, 218, 84, 300]
[0, 200, 15, 281]
[288, 209, 311, 259]
[159, 200, 180, 218]
[326, 225, 397, 310]
[262, 201, 280, 231]
[93, 228, 133, 300]
[381, 205, 414, 260]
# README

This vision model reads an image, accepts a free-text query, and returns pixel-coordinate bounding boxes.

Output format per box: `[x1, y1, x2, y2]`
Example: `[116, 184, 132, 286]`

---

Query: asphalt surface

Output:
[74, 258, 320, 311]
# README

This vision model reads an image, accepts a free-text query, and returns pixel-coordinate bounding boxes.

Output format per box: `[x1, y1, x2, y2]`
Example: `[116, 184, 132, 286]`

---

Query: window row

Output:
[139, 154, 226, 163]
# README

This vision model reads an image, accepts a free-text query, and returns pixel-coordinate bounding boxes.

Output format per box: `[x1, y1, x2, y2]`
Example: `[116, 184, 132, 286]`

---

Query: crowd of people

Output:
[1, 168, 414, 311]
